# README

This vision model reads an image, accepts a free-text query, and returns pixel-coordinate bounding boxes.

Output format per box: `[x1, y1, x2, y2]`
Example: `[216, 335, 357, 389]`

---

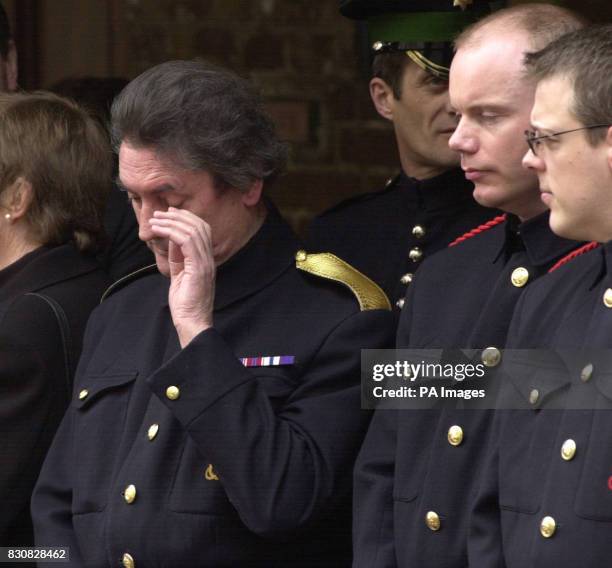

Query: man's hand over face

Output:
[150, 207, 215, 347]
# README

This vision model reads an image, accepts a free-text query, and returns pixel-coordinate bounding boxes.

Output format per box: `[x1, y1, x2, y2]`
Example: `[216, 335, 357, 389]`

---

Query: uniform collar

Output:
[399, 167, 476, 213]
[494, 211, 579, 267]
[0, 244, 101, 302]
[213, 201, 300, 311]
[603, 241, 612, 273]
[592, 241, 612, 288]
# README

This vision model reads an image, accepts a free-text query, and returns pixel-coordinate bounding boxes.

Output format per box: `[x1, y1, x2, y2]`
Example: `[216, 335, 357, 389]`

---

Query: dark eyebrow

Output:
[114, 176, 175, 194]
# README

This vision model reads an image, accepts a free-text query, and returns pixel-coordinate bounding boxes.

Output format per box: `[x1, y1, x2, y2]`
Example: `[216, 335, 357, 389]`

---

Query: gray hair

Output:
[525, 24, 612, 146]
[111, 60, 287, 191]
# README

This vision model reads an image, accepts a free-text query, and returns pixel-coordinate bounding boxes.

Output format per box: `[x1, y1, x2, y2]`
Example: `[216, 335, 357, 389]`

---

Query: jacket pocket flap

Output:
[74, 371, 138, 409]
[503, 350, 570, 408]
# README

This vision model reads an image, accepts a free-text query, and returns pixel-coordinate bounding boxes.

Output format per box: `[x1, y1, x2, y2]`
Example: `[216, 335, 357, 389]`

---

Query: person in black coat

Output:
[307, 0, 500, 309]
[470, 25, 612, 567]
[32, 60, 394, 567]
[352, 5, 586, 567]
[0, 92, 111, 550]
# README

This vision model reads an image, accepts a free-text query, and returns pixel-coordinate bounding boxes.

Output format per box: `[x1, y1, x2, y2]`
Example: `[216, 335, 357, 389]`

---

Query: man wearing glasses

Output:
[470, 25, 612, 567]
[353, 5, 586, 567]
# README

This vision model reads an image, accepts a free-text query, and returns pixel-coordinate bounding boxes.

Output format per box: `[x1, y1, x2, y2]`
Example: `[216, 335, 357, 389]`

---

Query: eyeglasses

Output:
[524, 124, 611, 156]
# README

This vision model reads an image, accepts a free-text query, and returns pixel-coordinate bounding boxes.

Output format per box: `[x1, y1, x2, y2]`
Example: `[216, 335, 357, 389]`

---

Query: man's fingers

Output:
[151, 209, 213, 253]
[149, 222, 212, 275]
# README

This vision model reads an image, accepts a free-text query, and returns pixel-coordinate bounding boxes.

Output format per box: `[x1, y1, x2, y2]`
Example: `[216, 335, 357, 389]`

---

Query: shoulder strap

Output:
[25, 292, 73, 397]
[295, 250, 391, 311]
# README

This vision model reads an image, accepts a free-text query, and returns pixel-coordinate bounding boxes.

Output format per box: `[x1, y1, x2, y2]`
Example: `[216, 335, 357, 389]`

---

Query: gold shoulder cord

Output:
[295, 250, 391, 311]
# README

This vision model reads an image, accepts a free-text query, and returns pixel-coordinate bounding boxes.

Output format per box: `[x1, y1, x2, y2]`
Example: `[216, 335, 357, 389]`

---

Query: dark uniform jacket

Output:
[470, 242, 612, 568]
[306, 168, 496, 309]
[353, 212, 580, 568]
[32, 209, 394, 568]
[0, 245, 109, 550]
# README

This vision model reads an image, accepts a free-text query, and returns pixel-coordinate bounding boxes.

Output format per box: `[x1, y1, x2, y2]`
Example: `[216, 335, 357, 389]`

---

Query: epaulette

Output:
[100, 263, 159, 303]
[548, 241, 599, 273]
[318, 173, 400, 217]
[448, 214, 507, 247]
[295, 250, 391, 311]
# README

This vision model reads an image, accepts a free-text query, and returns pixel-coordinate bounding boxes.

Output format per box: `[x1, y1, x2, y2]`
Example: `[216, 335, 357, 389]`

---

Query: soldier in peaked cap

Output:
[307, 0, 500, 311]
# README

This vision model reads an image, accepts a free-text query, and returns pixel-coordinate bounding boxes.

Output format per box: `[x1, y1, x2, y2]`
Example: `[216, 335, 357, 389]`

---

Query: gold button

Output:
[604, 288, 612, 307]
[166, 386, 180, 400]
[540, 516, 556, 538]
[529, 389, 539, 405]
[122, 553, 135, 568]
[147, 423, 159, 441]
[412, 225, 426, 238]
[481, 347, 501, 367]
[295, 250, 307, 262]
[561, 439, 576, 461]
[372, 41, 384, 51]
[78, 389, 89, 400]
[447, 425, 464, 446]
[511, 267, 530, 287]
[409, 247, 423, 262]
[396, 298, 405, 309]
[580, 363, 593, 382]
[400, 273, 413, 285]
[123, 484, 136, 504]
[425, 511, 441, 531]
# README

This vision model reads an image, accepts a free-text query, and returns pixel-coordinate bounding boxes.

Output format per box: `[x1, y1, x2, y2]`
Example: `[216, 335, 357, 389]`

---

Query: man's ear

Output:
[4, 177, 33, 220]
[4, 40, 18, 91]
[241, 178, 264, 207]
[369, 77, 396, 121]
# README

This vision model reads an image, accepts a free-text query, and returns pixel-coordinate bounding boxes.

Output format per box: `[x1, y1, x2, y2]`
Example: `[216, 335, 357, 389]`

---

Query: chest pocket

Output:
[575, 371, 612, 521]
[72, 371, 137, 514]
[498, 353, 569, 514]
[168, 367, 295, 517]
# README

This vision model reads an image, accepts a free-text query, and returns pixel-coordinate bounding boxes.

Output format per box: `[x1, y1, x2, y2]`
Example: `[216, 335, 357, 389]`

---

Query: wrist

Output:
[175, 319, 213, 348]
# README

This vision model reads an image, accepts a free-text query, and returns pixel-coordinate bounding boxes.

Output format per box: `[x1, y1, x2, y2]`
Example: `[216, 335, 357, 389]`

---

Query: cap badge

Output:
[453, 0, 473, 10]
